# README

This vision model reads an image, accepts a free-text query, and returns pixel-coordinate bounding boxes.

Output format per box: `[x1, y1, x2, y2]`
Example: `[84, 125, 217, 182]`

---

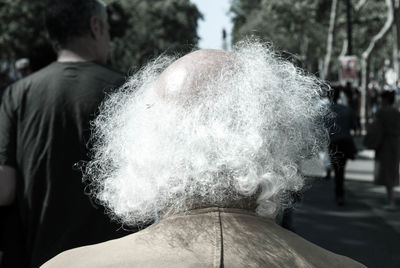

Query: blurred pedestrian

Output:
[364, 90, 400, 210]
[14, 58, 31, 79]
[367, 82, 379, 122]
[328, 86, 357, 206]
[351, 87, 362, 136]
[0, 71, 13, 102]
[0, 0, 130, 267]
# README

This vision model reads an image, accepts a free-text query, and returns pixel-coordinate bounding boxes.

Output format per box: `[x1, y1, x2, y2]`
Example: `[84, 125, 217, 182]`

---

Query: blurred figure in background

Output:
[365, 90, 400, 210]
[0, 0, 130, 267]
[328, 86, 357, 206]
[14, 58, 31, 79]
[0, 70, 13, 102]
[0, 67, 14, 267]
[367, 82, 379, 122]
[44, 44, 364, 267]
[350, 87, 362, 136]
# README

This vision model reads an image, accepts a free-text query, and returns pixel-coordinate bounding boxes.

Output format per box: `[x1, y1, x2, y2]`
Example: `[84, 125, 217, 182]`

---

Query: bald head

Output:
[86, 42, 329, 225]
[155, 49, 234, 100]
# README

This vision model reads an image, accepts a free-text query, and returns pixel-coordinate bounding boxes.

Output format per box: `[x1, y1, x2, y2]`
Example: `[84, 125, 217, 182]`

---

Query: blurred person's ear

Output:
[90, 15, 103, 40]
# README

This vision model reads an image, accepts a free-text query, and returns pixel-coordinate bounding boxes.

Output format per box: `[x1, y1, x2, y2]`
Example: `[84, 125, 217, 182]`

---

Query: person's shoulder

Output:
[2, 63, 55, 101]
[41, 219, 209, 267]
[41, 232, 150, 268]
[86, 62, 126, 85]
[266, 223, 366, 267]
[10, 62, 57, 87]
[89, 62, 123, 75]
[40, 237, 125, 268]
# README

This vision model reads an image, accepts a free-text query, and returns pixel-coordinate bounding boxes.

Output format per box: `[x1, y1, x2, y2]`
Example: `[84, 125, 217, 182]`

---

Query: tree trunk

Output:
[355, 0, 367, 12]
[300, 34, 309, 65]
[393, 26, 399, 79]
[394, 0, 400, 79]
[339, 39, 348, 57]
[361, 0, 394, 124]
[321, 0, 338, 80]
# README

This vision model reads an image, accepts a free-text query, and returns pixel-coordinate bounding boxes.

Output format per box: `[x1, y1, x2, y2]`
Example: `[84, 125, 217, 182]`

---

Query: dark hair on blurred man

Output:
[0, 0, 129, 267]
[44, 0, 110, 64]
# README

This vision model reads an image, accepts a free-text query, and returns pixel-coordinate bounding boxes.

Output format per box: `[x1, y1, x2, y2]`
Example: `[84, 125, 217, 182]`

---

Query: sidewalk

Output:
[296, 149, 400, 267]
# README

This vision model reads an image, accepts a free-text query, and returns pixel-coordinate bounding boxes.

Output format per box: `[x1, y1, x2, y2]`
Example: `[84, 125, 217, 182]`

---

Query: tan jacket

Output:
[42, 207, 365, 267]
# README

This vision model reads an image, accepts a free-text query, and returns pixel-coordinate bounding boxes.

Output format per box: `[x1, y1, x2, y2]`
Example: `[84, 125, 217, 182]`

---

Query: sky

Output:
[190, 0, 233, 50]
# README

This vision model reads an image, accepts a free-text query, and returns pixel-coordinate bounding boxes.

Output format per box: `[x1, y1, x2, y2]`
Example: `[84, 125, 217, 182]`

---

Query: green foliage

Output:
[231, 0, 330, 71]
[330, 0, 392, 80]
[108, 0, 202, 72]
[230, 0, 393, 80]
[0, 0, 43, 58]
[0, 0, 55, 71]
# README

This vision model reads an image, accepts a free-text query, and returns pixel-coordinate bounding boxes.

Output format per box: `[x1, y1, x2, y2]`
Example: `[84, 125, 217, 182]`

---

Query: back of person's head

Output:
[15, 58, 30, 70]
[381, 90, 395, 105]
[45, 0, 105, 49]
[83, 41, 329, 226]
[15, 58, 31, 78]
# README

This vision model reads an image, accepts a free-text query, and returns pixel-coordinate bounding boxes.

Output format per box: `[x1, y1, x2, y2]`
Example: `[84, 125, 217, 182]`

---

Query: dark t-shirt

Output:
[0, 62, 130, 267]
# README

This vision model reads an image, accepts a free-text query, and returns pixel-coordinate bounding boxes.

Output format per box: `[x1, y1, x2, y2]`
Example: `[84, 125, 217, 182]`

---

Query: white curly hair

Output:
[84, 41, 329, 226]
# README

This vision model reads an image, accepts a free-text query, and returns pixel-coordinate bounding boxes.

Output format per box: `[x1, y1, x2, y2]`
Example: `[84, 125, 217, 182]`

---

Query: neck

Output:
[57, 49, 94, 62]
[57, 37, 102, 64]
[160, 194, 260, 220]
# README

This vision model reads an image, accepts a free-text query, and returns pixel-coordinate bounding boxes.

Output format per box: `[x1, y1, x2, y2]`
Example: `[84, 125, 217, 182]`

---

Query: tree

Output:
[231, 0, 330, 72]
[360, 0, 394, 119]
[107, 0, 202, 72]
[321, 0, 338, 80]
[392, 0, 400, 80]
[230, 0, 394, 82]
[0, 0, 56, 71]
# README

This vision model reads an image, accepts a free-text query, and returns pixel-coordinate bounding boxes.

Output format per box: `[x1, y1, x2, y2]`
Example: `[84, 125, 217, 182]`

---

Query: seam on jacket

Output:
[213, 210, 222, 268]
[218, 209, 224, 268]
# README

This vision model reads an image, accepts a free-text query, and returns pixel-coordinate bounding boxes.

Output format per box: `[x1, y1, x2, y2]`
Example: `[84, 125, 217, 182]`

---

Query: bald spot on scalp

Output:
[155, 49, 235, 101]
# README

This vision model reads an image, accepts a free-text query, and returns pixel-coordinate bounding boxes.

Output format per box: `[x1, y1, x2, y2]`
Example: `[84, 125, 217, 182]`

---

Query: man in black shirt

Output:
[0, 1, 129, 267]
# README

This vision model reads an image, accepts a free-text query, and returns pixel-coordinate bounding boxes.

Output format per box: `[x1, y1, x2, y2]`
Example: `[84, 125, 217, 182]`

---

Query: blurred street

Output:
[297, 138, 400, 267]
